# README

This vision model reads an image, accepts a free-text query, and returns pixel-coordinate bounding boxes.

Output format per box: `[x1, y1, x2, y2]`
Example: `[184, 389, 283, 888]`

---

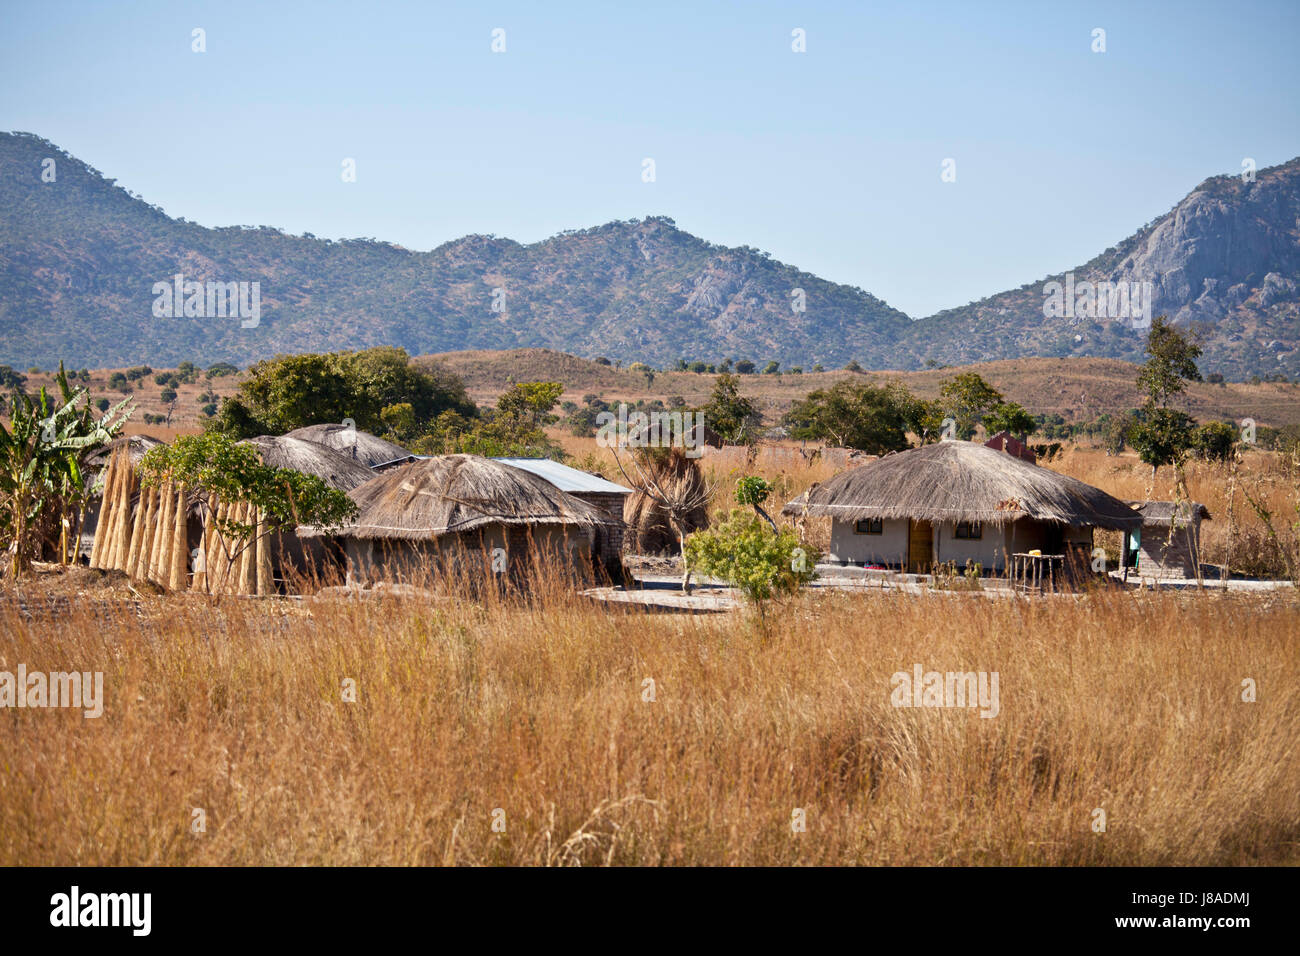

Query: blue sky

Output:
[2, 0, 1298, 317]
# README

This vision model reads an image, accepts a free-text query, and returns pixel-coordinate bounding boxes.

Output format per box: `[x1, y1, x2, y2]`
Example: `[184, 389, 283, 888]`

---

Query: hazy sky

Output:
[3, 0, 1298, 317]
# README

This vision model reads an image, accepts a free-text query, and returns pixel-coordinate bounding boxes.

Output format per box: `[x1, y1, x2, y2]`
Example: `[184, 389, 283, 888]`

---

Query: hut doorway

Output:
[907, 520, 933, 573]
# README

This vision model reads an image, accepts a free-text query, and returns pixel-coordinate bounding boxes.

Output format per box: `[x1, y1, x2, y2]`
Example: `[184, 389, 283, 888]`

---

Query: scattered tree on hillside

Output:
[701, 374, 761, 445]
[785, 380, 911, 454]
[208, 348, 476, 439]
[938, 372, 1003, 440]
[1129, 316, 1202, 478]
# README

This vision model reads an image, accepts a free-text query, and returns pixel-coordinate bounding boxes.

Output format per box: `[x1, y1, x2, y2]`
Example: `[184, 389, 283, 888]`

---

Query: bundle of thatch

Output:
[88, 446, 191, 587]
[196, 496, 276, 597]
[781, 440, 1141, 530]
[622, 448, 711, 554]
[299, 454, 615, 541]
[283, 424, 411, 468]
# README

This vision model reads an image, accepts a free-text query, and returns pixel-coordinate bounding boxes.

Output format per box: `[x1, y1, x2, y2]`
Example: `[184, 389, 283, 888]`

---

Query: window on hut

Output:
[854, 517, 883, 535]
[954, 521, 982, 539]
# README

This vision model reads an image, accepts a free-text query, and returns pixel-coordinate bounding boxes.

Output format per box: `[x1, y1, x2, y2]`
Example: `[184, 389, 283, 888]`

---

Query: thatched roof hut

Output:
[284, 423, 411, 468]
[301, 454, 617, 540]
[1128, 500, 1212, 525]
[299, 455, 618, 586]
[239, 435, 376, 491]
[782, 441, 1140, 530]
[1125, 500, 1211, 579]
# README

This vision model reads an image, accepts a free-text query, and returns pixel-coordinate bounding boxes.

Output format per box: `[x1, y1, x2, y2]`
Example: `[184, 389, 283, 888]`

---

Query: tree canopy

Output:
[208, 348, 475, 439]
[785, 380, 911, 454]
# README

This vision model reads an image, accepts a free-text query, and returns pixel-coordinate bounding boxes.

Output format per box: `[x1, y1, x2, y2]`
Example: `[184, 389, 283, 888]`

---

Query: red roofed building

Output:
[984, 430, 1037, 464]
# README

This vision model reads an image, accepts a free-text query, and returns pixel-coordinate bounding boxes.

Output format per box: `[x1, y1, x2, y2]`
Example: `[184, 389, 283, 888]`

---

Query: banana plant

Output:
[0, 363, 132, 578]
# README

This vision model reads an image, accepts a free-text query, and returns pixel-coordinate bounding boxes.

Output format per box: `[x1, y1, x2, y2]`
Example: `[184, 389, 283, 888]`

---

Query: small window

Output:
[854, 518, 883, 535]
[954, 521, 982, 539]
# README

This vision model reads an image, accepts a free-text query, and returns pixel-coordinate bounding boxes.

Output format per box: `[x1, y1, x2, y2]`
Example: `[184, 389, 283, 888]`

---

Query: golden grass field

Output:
[2, 400, 1297, 866]
[1, 576, 1296, 866]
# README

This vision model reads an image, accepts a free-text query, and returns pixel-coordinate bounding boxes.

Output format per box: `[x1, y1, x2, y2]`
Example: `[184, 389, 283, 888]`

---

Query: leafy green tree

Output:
[735, 475, 777, 531]
[206, 362, 239, 378]
[701, 373, 761, 445]
[1129, 407, 1197, 474]
[888, 385, 944, 444]
[983, 401, 1037, 440]
[380, 402, 417, 440]
[734, 359, 756, 374]
[1137, 315, 1202, 406]
[494, 381, 564, 431]
[938, 372, 1003, 440]
[785, 380, 910, 453]
[140, 433, 357, 594]
[1194, 420, 1237, 462]
[209, 348, 475, 439]
[0, 366, 27, 389]
[0, 364, 131, 576]
[686, 508, 819, 611]
[1131, 318, 1202, 477]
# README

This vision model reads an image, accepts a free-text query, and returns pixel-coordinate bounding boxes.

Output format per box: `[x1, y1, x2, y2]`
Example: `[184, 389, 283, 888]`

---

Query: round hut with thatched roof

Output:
[283, 423, 412, 469]
[227, 435, 381, 589]
[782, 440, 1141, 574]
[239, 435, 377, 492]
[299, 454, 619, 586]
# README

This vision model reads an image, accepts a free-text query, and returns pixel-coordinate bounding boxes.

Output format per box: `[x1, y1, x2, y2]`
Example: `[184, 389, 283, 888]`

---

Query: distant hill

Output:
[909, 158, 1300, 381]
[1, 131, 1297, 379]
[0, 132, 908, 371]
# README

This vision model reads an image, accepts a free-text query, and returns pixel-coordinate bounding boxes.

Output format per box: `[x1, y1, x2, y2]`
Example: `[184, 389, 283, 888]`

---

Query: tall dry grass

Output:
[2, 570, 1296, 865]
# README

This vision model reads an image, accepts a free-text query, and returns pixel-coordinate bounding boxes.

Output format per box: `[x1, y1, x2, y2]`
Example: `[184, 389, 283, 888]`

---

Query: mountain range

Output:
[1, 131, 1297, 380]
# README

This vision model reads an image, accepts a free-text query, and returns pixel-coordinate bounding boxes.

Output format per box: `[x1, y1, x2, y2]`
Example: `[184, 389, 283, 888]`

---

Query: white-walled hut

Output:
[782, 440, 1141, 575]
[299, 454, 620, 587]
[283, 423, 412, 468]
[1127, 500, 1211, 579]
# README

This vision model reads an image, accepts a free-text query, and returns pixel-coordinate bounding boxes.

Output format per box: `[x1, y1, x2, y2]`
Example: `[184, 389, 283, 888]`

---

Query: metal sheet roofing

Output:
[491, 457, 633, 495]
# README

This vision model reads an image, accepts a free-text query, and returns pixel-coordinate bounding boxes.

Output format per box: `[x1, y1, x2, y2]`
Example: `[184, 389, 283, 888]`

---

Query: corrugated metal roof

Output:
[492, 457, 633, 495]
